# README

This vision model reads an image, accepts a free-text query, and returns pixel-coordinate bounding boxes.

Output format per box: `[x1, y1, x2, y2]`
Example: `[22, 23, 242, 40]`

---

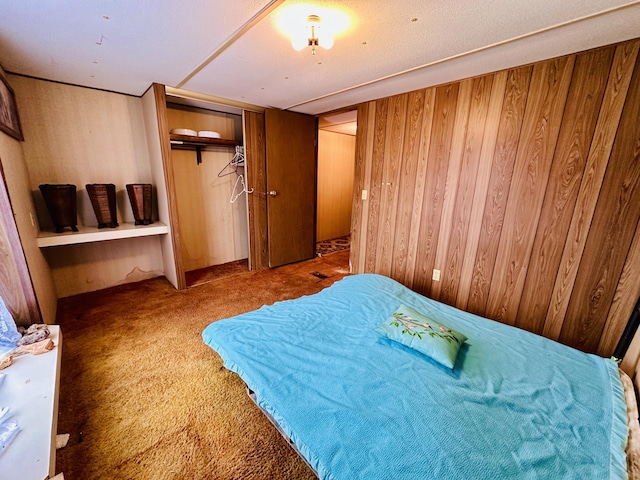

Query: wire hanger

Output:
[218, 146, 245, 177]
[230, 174, 253, 203]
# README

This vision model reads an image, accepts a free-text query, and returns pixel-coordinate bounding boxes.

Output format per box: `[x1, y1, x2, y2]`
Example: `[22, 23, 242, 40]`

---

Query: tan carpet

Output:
[55, 251, 350, 479]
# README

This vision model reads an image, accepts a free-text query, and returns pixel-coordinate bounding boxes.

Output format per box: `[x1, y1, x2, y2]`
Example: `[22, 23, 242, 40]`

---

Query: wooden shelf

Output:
[169, 134, 240, 164]
[37, 222, 169, 248]
[169, 133, 239, 147]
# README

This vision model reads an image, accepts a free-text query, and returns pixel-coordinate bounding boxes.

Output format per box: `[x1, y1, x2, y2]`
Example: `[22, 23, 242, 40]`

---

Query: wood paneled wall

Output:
[351, 39, 640, 357]
[317, 130, 355, 242]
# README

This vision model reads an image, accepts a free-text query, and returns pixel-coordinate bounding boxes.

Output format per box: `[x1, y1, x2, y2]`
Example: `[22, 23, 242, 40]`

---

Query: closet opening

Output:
[316, 110, 357, 258]
[166, 99, 250, 287]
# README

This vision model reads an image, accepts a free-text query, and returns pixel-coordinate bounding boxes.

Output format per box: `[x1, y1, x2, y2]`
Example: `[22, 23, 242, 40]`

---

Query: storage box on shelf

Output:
[36, 183, 168, 248]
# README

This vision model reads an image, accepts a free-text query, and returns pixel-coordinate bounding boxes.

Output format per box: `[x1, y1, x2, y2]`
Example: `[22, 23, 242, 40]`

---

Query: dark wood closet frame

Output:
[151, 84, 271, 288]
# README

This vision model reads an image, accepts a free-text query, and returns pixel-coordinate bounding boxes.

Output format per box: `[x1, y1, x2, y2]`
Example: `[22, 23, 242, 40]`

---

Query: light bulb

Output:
[292, 33, 308, 51]
[318, 34, 333, 50]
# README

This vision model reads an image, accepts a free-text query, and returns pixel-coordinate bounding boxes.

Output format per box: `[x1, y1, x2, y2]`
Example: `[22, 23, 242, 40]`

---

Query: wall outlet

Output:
[361, 189, 368, 200]
[432, 269, 441, 281]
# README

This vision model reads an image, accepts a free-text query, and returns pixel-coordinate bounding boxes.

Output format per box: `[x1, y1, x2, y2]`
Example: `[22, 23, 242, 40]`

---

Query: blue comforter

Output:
[202, 274, 628, 479]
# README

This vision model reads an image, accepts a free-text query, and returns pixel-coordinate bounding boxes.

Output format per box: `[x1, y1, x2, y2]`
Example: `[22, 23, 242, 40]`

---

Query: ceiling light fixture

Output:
[292, 14, 333, 55]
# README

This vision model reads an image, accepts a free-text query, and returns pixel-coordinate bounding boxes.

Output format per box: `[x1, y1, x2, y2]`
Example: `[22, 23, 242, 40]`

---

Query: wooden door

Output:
[265, 109, 317, 267]
[0, 161, 40, 326]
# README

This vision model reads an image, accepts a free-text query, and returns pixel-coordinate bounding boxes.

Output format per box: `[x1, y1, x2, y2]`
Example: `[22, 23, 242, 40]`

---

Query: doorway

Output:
[316, 110, 357, 257]
[166, 101, 250, 287]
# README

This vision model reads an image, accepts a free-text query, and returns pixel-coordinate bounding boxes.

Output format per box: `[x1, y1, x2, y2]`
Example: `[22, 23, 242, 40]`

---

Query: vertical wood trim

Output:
[413, 83, 459, 294]
[431, 78, 474, 300]
[516, 46, 615, 334]
[543, 41, 640, 339]
[403, 88, 436, 288]
[244, 110, 268, 270]
[486, 56, 574, 324]
[364, 99, 389, 272]
[456, 71, 508, 309]
[390, 91, 425, 281]
[350, 103, 369, 273]
[375, 94, 408, 276]
[153, 83, 186, 290]
[601, 218, 640, 355]
[467, 66, 533, 315]
[357, 103, 376, 273]
[559, 55, 640, 353]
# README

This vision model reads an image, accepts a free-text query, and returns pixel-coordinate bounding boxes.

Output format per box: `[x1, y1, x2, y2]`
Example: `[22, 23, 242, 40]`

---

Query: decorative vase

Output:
[126, 184, 153, 225]
[39, 184, 78, 233]
[86, 183, 118, 228]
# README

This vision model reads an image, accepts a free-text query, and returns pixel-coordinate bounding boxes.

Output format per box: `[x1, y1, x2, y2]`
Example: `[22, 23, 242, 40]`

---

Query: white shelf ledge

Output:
[37, 222, 169, 247]
[0, 326, 62, 480]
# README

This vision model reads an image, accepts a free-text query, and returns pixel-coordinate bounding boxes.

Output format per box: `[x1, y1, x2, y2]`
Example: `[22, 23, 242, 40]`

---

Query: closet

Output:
[166, 101, 249, 284]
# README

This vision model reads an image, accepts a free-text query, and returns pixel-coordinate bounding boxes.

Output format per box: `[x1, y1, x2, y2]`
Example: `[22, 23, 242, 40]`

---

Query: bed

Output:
[202, 273, 638, 479]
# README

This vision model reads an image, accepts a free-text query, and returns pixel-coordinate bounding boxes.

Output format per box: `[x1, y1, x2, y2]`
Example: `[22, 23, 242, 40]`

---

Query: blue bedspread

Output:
[202, 274, 628, 479]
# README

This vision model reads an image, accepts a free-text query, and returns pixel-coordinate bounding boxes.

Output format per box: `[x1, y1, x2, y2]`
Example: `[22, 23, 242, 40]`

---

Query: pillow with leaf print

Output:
[375, 304, 467, 369]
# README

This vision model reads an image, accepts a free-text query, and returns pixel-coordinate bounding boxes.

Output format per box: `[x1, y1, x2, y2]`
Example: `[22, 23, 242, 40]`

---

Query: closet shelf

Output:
[169, 133, 239, 147]
[37, 222, 169, 248]
[169, 134, 240, 164]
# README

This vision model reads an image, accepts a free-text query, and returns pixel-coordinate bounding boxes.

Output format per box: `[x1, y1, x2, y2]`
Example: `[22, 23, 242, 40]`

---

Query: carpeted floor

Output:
[185, 259, 250, 287]
[55, 250, 350, 480]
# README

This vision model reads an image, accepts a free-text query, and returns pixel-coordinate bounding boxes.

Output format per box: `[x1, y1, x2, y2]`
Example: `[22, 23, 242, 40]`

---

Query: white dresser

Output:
[0, 326, 62, 480]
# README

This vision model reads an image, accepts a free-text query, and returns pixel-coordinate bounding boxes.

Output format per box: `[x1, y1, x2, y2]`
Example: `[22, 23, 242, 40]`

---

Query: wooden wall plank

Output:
[543, 40, 640, 339]
[431, 78, 474, 300]
[602, 218, 640, 356]
[355, 102, 377, 273]
[364, 98, 389, 272]
[350, 103, 369, 273]
[456, 71, 507, 310]
[467, 66, 532, 316]
[517, 46, 615, 334]
[403, 88, 436, 288]
[413, 83, 459, 294]
[375, 94, 408, 276]
[439, 75, 493, 305]
[390, 90, 425, 282]
[485, 56, 574, 325]
[559, 55, 640, 353]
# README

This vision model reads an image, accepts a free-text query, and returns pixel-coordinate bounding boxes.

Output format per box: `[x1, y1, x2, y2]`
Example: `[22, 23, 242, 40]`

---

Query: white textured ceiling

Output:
[1, 0, 639, 115]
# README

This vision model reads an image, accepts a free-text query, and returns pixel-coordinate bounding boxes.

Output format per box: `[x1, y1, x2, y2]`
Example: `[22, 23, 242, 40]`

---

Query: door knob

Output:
[268, 190, 278, 197]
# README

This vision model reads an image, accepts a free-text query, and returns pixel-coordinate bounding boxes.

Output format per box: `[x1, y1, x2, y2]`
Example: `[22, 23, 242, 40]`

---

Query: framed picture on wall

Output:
[0, 71, 23, 141]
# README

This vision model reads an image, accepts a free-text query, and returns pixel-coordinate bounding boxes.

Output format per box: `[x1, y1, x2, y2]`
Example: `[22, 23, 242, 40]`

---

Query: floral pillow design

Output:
[375, 304, 467, 368]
